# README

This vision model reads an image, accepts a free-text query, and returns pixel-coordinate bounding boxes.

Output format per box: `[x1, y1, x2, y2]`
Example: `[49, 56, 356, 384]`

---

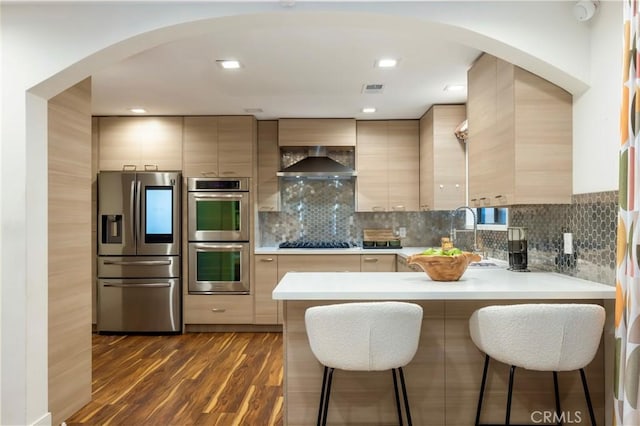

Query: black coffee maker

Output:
[508, 227, 529, 272]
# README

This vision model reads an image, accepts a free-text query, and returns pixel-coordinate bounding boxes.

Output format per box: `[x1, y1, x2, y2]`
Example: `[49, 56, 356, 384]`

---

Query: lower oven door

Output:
[188, 242, 250, 294]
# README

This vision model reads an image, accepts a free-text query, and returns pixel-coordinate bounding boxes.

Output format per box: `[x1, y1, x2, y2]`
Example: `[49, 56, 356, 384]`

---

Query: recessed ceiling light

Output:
[362, 107, 377, 113]
[376, 58, 398, 68]
[129, 108, 147, 114]
[217, 60, 241, 69]
[444, 84, 465, 92]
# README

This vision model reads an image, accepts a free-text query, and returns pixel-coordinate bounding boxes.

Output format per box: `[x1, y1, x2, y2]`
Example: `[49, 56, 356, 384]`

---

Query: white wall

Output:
[574, 0, 622, 194]
[0, 2, 620, 424]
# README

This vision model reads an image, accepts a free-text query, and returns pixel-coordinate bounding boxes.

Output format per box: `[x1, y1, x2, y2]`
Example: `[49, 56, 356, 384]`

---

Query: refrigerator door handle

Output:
[129, 179, 136, 247]
[102, 282, 172, 288]
[135, 179, 142, 248]
[102, 260, 172, 266]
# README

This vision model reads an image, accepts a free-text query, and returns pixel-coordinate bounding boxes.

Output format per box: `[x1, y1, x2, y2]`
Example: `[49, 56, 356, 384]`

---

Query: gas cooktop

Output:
[278, 241, 354, 249]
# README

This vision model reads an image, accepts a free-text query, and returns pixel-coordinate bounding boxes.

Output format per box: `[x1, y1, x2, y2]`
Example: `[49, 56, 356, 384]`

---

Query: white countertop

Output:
[255, 246, 428, 257]
[272, 269, 615, 300]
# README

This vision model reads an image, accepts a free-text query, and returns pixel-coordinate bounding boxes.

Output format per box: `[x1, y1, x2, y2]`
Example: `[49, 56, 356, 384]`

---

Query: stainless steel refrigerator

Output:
[97, 171, 181, 333]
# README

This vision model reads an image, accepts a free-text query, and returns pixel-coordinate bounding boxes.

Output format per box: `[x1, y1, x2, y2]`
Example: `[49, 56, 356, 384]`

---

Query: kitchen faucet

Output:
[449, 206, 479, 252]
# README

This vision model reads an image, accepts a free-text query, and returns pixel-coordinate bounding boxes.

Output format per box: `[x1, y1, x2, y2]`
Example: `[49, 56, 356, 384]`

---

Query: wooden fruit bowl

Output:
[407, 252, 482, 281]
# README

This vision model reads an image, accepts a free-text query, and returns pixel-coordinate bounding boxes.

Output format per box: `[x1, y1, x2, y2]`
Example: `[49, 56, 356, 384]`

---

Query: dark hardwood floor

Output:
[66, 332, 283, 426]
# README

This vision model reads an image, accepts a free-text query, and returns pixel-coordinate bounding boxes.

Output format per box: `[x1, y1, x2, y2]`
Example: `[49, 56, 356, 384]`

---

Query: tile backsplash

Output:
[478, 191, 617, 285]
[258, 179, 453, 246]
[258, 183, 617, 286]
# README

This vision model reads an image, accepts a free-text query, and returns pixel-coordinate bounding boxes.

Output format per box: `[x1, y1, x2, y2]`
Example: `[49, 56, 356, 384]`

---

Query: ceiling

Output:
[91, 12, 481, 120]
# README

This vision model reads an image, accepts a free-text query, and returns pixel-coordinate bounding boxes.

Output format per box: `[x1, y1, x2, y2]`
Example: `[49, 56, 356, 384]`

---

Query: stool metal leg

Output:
[505, 365, 516, 425]
[320, 367, 335, 426]
[475, 355, 490, 426]
[398, 367, 413, 426]
[392, 369, 404, 426]
[579, 368, 596, 426]
[553, 371, 562, 426]
[317, 366, 329, 426]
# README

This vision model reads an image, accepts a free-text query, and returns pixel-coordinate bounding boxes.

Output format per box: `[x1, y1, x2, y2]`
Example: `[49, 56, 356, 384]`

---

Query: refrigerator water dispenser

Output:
[101, 214, 122, 244]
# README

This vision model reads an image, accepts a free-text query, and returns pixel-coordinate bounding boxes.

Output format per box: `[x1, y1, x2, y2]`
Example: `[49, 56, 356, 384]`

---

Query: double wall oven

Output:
[187, 177, 250, 294]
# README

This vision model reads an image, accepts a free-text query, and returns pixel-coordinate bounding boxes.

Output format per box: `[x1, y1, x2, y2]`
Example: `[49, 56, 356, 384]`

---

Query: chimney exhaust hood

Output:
[277, 146, 357, 179]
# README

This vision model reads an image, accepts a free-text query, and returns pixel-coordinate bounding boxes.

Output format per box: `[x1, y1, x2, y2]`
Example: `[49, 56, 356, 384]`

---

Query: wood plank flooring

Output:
[65, 332, 283, 426]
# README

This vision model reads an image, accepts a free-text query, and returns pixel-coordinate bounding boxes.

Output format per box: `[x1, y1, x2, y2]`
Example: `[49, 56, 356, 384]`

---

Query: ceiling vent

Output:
[362, 83, 385, 94]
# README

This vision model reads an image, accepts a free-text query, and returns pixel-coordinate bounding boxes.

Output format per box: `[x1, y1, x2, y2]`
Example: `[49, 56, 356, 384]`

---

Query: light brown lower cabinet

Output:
[183, 294, 254, 324]
[185, 254, 398, 325]
[282, 299, 606, 425]
[276, 255, 361, 281]
[360, 254, 396, 272]
[254, 255, 280, 325]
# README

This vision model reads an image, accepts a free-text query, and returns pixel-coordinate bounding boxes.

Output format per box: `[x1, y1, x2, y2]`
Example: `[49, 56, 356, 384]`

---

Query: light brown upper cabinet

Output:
[356, 120, 420, 212]
[467, 53, 572, 206]
[183, 116, 256, 178]
[278, 118, 356, 146]
[98, 116, 183, 171]
[257, 120, 280, 212]
[419, 105, 467, 211]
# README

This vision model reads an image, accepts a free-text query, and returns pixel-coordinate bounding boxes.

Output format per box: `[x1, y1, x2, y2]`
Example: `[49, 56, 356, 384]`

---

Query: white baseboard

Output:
[30, 411, 51, 426]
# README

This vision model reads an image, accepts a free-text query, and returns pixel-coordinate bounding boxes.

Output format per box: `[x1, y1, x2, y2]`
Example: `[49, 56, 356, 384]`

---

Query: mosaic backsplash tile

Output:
[478, 191, 617, 285]
[258, 178, 453, 246]
[258, 182, 617, 286]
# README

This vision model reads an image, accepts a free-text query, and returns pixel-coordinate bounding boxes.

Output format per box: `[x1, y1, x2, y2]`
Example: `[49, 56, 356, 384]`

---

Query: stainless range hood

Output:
[277, 146, 356, 179]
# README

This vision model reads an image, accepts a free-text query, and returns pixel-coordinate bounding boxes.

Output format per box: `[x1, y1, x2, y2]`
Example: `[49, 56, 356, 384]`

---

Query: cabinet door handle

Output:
[221, 171, 236, 175]
[392, 205, 406, 211]
[210, 308, 227, 313]
[420, 204, 430, 211]
[495, 195, 503, 198]
[261, 258, 274, 262]
[259, 206, 275, 211]
[201, 171, 218, 177]
[470, 198, 477, 202]
[122, 164, 137, 171]
[372, 206, 386, 212]
[363, 258, 379, 262]
[144, 164, 158, 171]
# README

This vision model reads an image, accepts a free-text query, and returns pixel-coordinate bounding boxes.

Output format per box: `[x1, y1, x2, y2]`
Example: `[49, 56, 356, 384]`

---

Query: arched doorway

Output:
[2, 3, 593, 424]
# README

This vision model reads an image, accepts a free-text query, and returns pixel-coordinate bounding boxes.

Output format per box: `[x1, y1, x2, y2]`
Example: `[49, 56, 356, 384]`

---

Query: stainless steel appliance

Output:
[278, 240, 353, 249]
[188, 242, 250, 294]
[507, 226, 529, 272]
[187, 177, 249, 242]
[97, 171, 181, 333]
[187, 177, 250, 294]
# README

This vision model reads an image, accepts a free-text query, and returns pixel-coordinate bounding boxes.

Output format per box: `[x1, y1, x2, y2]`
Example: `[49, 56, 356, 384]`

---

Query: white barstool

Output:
[469, 303, 605, 426]
[305, 301, 423, 426]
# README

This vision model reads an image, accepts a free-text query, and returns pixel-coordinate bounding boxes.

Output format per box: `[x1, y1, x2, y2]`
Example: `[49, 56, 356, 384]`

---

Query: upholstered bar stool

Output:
[469, 304, 605, 426]
[305, 301, 423, 426]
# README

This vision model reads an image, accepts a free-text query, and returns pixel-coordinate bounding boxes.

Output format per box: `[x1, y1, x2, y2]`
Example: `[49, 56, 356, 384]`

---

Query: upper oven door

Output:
[188, 192, 249, 242]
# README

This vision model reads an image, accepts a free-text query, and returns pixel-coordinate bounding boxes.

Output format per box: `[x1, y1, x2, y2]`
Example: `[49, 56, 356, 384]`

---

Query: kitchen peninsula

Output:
[272, 269, 615, 426]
